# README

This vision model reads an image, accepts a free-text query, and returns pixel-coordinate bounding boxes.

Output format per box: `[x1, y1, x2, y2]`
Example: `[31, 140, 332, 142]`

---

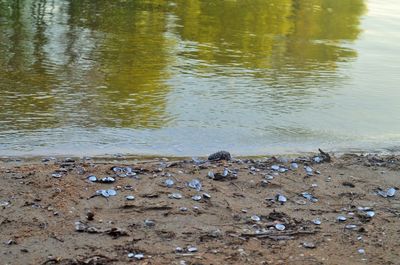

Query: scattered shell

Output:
[345, 224, 358, 230]
[96, 189, 117, 198]
[144, 219, 155, 227]
[202, 193, 211, 199]
[127, 253, 135, 258]
[187, 246, 198, 252]
[387, 187, 396, 197]
[87, 175, 97, 182]
[207, 171, 215, 179]
[52, 173, 63, 178]
[337, 215, 347, 222]
[165, 179, 174, 188]
[271, 165, 280, 171]
[275, 224, 286, 231]
[100, 177, 115, 183]
[179, 207, 188, 212]
[188, 179, 202, 191]
[312, 219, 321, 225]
[313, 156, 323, 163]
[358, 248, 366, 254]
[377, 187, 397, 198]
[169, 193, 183, 199]
[290, 162, 299, 169]
[0, 200, 10, 207]
[124, 185, 134, 190]
[365, 211, 375, 218]
[175, 247, 183, 253]
[251, 215, 261, 222]
[304, 166, 313, 175]
[278, 167, 288, 173]
[301, 192, 318, 202]
[303, 242, 316, 249]
[276, 194, 287, 204]
[192, 195, 202, 201]
[75, 221, 87, 232]
[261, 180, 269, 187]
[125, 195, 135, 201]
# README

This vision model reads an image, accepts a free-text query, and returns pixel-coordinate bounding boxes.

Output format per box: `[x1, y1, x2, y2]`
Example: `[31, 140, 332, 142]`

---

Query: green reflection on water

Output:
[0, 0, 365, 132]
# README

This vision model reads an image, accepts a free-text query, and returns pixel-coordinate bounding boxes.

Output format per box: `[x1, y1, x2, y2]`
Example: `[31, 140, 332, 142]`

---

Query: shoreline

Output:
[1, 152, 400, 264]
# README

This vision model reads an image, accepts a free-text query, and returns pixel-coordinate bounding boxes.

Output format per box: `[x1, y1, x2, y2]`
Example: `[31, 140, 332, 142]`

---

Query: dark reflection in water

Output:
[0, 0, 374, 155]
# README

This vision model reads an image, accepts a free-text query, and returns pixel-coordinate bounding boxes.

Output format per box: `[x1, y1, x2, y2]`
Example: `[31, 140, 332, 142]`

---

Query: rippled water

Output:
[0, 0, 399, 156]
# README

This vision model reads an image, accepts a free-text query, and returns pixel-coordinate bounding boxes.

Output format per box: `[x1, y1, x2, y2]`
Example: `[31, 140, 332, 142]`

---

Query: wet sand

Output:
[1, 153, 400, 265]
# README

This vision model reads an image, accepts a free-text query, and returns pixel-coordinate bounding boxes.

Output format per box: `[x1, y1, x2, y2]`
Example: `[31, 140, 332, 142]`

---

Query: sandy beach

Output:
[1, 152, 400, 265]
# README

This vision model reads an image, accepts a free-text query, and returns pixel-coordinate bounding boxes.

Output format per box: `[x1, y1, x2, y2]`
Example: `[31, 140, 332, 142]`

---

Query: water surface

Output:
[0, 0, 399, 156]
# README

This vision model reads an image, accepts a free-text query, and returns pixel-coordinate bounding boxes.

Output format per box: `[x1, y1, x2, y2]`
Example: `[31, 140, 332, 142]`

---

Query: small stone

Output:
[208, 151, 231, 161]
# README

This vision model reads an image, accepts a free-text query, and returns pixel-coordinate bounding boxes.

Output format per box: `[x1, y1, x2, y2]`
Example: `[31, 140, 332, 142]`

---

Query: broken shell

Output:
[337, 215, 347, 222]
[165, 179, 174, 187]
[251, 215, 261, 222]
[290, 162, 299, 169]
[192, 195, 202, 201]
[87, 175, 97, 182]
[188, 179, 202, 191]
[169, 193, 183, 199]
[207, 171, 215, 179]
[275, 224, 286, 231]
[179, 207, 188, 212]
[125, 195, 135, 200]
[358, 248, 366, 254]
